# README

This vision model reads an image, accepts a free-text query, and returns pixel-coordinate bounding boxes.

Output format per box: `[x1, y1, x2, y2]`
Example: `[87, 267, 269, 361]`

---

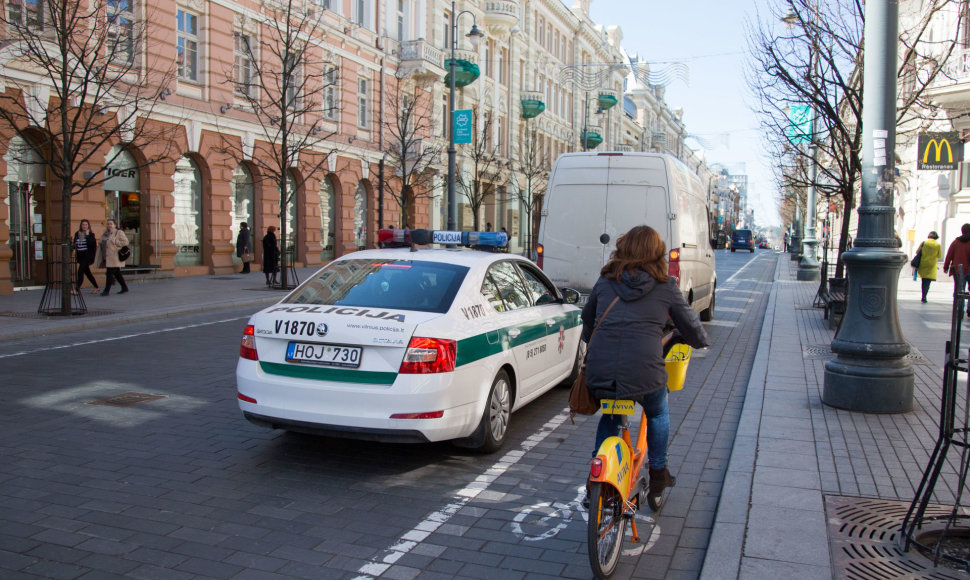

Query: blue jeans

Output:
[592, 389, 670, 471]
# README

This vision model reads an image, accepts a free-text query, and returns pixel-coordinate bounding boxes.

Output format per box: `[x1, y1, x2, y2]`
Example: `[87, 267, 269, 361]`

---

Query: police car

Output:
[236, 229, 583, 452]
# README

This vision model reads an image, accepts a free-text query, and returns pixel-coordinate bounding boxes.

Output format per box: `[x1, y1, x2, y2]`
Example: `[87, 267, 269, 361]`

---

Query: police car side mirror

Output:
[560, 288, 581, 304]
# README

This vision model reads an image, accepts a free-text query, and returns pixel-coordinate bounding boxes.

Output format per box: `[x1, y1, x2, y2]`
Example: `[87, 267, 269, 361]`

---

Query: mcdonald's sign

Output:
[917, 132, 962, 171]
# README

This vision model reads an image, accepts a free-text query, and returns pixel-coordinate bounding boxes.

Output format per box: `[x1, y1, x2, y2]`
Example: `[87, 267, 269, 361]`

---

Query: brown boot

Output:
[647, 467, 675, 510]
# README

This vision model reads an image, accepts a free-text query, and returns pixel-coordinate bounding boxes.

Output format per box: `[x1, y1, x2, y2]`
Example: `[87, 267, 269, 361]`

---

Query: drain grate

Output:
[828, 496, 969, 579]
[805, 344, 931, 365]
[86, 392, 167, 407]
[0, 310, 116, 319]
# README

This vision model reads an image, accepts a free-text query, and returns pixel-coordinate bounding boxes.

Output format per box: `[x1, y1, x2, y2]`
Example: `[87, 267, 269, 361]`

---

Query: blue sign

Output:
[787, 105, 813, 144]
[454, 109, 473, 144]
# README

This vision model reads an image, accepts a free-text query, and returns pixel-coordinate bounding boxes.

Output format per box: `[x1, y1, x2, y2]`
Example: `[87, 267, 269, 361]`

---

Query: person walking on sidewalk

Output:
[236, 222, 252, 274]
[96, 219, 129, 296]
[944, 224, 970, 314]
[72, 219, 99, 295]
[262, 226, 280, 287]
[581, 225, 709, 504]
[916, 231, 942, 303]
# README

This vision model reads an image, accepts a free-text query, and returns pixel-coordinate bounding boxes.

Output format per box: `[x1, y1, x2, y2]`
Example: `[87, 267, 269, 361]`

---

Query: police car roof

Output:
[339, 247, 529, 268]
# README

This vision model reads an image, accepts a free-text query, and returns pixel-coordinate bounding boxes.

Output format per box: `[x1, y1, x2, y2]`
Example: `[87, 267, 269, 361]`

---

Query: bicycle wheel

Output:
[587, 481, 626, 579]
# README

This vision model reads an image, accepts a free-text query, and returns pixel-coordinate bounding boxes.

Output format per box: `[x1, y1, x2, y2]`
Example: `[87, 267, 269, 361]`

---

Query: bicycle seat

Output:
[600, 399, 636, 415]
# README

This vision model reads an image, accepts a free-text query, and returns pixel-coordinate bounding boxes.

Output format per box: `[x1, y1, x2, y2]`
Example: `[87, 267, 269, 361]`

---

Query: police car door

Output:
[514, 262, 575, 391]
[486, 261, 547, 396]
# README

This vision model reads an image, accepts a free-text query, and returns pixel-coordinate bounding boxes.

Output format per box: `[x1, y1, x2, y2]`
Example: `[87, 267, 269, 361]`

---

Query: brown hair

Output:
[600, 225, 669, 283]
[267, 225, 276, 233]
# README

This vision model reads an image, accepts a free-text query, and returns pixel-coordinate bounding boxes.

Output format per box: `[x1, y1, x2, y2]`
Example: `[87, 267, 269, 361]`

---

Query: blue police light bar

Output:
[464, 231, 509, 247]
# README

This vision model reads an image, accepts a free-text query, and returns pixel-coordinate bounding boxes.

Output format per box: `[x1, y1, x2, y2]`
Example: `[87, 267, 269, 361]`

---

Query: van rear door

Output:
[604, 155, 671, 254]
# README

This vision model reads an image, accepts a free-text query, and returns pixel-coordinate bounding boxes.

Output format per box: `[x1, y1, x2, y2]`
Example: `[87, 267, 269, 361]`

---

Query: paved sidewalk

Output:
[701, 254, 961, 579]
[0, 268, 319, 342]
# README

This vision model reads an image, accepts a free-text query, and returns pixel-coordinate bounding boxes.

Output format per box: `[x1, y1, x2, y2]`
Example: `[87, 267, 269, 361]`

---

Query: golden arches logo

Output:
[923, 138, 954, 164]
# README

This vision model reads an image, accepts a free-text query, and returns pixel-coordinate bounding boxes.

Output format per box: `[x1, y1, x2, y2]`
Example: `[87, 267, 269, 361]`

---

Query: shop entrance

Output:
[4, 136, 46, 288]
[104, 148, 146, 265]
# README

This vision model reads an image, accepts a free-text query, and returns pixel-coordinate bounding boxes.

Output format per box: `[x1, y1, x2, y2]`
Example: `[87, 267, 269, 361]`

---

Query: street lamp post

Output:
[823, 0, 913, 413]
[446, 3, 484, 231]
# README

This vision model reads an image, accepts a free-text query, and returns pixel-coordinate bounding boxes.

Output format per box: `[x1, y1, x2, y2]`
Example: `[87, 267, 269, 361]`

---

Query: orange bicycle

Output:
[586, 336, 691, 579]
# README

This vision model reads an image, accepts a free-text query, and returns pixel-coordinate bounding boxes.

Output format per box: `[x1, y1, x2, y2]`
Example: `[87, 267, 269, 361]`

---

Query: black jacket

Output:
[581, 270, 709, 400]
[262, 232, 279, 273]
[73, 231, 97, 265]
[236, 227, 252, 257]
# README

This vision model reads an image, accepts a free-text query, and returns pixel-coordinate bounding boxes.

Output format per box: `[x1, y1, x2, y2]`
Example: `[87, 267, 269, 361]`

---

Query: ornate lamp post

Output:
[446, 3, 484, 231]
[823, 0, 913, 412]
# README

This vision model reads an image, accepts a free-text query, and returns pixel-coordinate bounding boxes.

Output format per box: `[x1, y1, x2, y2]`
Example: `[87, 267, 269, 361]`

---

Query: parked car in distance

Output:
[731, 229, 755, 253]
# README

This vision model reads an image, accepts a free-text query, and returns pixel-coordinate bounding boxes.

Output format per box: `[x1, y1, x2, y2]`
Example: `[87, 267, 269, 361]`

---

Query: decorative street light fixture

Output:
[446, 2, 484, 232]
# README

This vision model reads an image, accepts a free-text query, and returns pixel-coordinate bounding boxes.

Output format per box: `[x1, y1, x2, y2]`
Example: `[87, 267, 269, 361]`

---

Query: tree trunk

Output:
[835, 188, 855, 279]
[60, 180, 72, 315]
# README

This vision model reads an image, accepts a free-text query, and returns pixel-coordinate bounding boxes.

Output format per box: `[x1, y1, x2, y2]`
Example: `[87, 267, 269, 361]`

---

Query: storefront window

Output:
[172, 156, 202, 266]
[105, 146, 142, 265]
[320, 175, 335, 260]
[353, 181, 367, 249]
[4, 136, 45, 286]
[230, 164, 254, 264]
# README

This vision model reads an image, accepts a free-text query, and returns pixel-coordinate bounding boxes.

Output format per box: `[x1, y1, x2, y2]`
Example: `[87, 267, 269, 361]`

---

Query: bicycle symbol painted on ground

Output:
[511, 484, 662, 555]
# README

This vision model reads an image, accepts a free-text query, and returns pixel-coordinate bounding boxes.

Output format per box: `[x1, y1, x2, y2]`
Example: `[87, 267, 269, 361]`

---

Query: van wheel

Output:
[700, 289, 715, 322]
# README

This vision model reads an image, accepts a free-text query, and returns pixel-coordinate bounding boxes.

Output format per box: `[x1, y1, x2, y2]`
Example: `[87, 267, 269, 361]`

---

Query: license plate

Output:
[286, 342, 362, 368]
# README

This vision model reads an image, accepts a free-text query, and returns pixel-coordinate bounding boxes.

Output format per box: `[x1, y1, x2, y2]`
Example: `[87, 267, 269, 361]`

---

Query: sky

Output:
[588, 0, 781, 228]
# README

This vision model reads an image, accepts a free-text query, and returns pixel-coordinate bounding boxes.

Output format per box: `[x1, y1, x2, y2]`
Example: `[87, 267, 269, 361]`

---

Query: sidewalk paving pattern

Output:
[2, 254, 966, 579]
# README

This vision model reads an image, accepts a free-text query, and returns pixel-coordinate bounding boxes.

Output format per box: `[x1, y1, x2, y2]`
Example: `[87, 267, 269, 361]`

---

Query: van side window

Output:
[516, 263, 558, 306]
[487, 262, 531, 311]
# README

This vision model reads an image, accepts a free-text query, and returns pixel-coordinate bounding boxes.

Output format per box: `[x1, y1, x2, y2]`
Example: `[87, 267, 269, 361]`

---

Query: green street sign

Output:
[454, 109, 473, 144]
[788, 105, 813, 144]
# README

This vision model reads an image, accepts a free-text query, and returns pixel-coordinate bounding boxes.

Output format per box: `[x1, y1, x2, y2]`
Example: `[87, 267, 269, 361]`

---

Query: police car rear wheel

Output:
[478, 370, 511, 453]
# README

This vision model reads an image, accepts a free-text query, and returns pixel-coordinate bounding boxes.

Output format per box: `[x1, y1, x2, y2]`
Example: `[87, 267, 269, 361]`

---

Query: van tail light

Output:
[240, 325, 259, 361]
[536, 243, 544, 269]
[668, 249, 681, 281]
[399, 337, 457, 374]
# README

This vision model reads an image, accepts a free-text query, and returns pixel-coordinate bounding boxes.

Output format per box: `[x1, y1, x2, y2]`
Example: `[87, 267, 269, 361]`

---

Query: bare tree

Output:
[457, 111, 502, 231]
[220, 0, 338, 289]
[379, 76, 442, 228]
[512, 120, 550, 257]
[0, 0, 174, 314]
[747, 0, 960, 277]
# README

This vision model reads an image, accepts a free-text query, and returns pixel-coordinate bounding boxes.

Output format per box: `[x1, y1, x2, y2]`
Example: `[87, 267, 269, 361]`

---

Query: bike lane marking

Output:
[353, 409, 571, 579]
[0, 317, 247, 359]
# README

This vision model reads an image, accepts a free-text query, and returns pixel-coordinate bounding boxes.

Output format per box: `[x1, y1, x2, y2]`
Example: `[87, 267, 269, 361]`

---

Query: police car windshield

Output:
[283, 259, 469, 313]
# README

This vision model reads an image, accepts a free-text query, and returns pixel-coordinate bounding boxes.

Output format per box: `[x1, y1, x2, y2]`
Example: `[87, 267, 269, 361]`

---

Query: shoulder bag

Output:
[911, 246, 922, 269]
[118, 245, 131, 262]
[568, 296, 620, 420]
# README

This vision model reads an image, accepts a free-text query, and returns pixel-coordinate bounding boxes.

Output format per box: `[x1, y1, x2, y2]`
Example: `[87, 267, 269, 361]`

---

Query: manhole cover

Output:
[0, 310, 117, 319]
[828, 495, 969, 579]
[805, 344, 931, 365]
[86, 392, 167, 407]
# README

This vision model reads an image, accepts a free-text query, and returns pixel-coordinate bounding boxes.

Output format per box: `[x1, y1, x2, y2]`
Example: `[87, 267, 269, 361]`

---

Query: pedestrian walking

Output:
[944, 224, 970, 314]
[72, 219, 99, 295]
[96, 219, 129, 296]
[236, 222, 252, 274]
[915, 231, 942, 303]
[784, 231, 790, 252]
[580, 225, 709, 505]
[262, 226, 280, 287]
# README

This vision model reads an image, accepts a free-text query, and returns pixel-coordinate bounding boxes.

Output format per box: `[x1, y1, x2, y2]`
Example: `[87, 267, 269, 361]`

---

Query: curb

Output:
[698, 254, 781, 580]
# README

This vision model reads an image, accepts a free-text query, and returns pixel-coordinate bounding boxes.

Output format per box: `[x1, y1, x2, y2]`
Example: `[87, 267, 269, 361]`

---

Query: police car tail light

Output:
[668, 249, 681, 280]
[240, 325, 259, 361]
[399, 337, 457, 374]
[536, 243, 544, 269]
[590, 457, 604, 478]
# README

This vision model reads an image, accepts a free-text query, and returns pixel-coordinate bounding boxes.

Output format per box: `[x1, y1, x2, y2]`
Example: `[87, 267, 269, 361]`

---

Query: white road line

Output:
[353, 409, 571, 579]
[721, 253, 767, 288]
[0, 317, 248, 359]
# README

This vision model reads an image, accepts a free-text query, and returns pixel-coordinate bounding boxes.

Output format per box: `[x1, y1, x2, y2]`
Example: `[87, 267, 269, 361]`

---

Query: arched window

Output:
[320, 175, 336, 260]
[353, 181, 367, 249]
[172, 156, 203, 266]
[230, 164, 254, 263]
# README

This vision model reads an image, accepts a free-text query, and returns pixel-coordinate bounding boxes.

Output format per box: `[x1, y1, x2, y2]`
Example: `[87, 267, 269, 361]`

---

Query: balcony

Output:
[444, 49, 481, 89]
[597, 89, 619, 112]
[581, 125, 603, 149]
[399, 39, 445, 83]
[615, 144, 635, 152]
[520, 91, 545, 119]
[483, 0, 518, 37]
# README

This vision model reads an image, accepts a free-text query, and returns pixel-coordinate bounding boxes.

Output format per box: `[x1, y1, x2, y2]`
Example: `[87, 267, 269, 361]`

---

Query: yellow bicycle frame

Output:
[588, 399, 648, 540]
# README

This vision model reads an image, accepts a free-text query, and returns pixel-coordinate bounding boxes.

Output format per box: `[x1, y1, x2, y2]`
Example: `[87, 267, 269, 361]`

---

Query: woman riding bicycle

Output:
[581, 225, 709, 503]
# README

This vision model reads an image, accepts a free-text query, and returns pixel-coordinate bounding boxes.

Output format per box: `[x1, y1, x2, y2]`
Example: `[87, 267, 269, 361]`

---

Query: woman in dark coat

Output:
[262, 225, 280, 286]
[236, 222, 252, 274]
[72, 219, 99, 294]
[581, 225, 709, 503]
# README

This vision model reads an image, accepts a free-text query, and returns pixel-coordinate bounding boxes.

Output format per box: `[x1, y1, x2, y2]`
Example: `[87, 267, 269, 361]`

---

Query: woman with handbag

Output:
[96, 219, 130, 296]
[236, 222, 253, 274]
[581, 225, 709, 503]
[915, 231, 942, 303]
[72, 219, 99, 295]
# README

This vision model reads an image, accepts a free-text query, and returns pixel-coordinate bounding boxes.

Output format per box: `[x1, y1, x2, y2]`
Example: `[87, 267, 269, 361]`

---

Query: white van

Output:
[536, 151, 716, 320]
